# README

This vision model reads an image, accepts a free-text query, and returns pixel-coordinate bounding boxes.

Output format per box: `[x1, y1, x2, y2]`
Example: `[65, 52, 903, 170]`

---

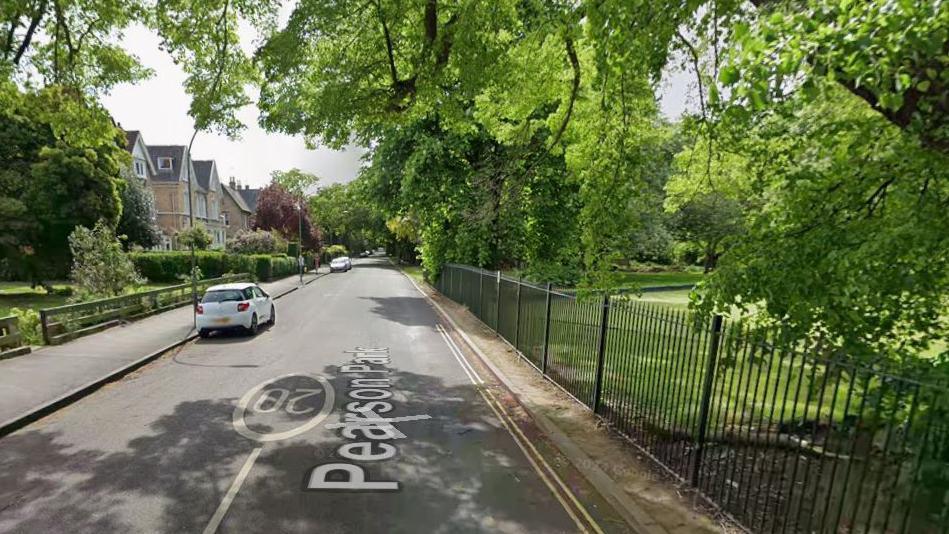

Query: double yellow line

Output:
[436, 323, 605, 534]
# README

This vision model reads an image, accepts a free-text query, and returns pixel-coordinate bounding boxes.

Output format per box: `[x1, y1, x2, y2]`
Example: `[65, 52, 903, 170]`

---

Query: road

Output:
[0, 257, 620, 533]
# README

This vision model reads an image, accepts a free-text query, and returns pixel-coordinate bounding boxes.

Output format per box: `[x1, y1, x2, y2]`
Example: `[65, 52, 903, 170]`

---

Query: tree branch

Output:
[424, 0, 437, 44]
[12, 0, 46, 66]
[548, 35, 580, 149]
[3, 13, 21, 61]
[372, 0, 399, 87]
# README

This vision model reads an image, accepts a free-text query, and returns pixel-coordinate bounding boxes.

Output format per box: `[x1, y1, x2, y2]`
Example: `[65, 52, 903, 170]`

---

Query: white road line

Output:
[403, 270, 604, 534]
[436, 324, 483, 385]
[202, 446, 263, 534]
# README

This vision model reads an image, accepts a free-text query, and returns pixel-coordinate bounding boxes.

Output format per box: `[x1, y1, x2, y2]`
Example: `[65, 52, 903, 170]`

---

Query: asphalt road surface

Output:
[0, 258, 618, 533]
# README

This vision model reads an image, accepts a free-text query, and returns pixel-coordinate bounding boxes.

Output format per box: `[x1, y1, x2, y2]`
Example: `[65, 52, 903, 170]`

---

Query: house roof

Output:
[147, 145, 187, 183]
[125, 130, 140, 152]
[146, 145, 206, 192]
[238, 188, 260, 212]
[193, 160, 215, 191]
[223, 185, 252, 213]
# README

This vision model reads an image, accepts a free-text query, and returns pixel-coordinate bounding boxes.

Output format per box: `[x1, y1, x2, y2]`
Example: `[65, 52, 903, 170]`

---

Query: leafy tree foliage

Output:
[2, 0, 278, 136]
[271, 168, 320, 198]
[698, 88, 948, 363]
[0, 82, 125, 284]
[117, 173, 161, 250]
[253, 182, 320, 250]
[308, 181, 385, 255]
[176, 224, 212, 250]
[69, 220, 144, 299]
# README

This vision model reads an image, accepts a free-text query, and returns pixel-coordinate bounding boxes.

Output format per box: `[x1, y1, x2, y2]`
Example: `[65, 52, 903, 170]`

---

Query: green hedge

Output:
[130, 252, 298, 283]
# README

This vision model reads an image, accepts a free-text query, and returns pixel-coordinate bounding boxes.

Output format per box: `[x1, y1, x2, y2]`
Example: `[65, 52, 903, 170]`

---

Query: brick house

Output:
[123, 131, 172, 249]
[192, 160, 227, 249]
[145, 145, 225, 250]
[237, 184, 261, 218]
[221, 177, 253, 238]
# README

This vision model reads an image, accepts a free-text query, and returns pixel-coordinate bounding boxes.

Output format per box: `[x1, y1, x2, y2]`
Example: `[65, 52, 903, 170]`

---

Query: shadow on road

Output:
[359, 296, 435, 328]
[0, 367, 573, 533]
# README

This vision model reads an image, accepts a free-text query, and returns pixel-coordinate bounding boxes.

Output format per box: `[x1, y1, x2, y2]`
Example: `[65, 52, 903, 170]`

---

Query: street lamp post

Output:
[298, 200, 304, 285]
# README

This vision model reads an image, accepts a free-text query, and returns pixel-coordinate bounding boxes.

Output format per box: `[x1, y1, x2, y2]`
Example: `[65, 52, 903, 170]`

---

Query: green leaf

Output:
[719, 66, 740, 85]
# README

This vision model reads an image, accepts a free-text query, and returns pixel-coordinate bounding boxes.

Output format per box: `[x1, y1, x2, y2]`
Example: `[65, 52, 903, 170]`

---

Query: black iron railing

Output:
[436, 263, 948, 534]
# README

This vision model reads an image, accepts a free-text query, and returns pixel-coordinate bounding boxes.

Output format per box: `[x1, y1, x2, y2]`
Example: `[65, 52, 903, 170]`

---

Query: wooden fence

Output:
[0, 315, 31, 359]
[39, 274, 251, 345]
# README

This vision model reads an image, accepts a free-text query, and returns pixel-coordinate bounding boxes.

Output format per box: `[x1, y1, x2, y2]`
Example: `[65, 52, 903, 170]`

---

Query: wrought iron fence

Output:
[436, 263, 949, 533]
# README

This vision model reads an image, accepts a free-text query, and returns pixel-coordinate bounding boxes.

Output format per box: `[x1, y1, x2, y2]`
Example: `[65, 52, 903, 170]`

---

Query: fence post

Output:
[40, 309, 50, 345]
[691, 314, 724, 487]
[592, 294, 611, 413]
[541, 282, 552, 375]
[495, 270, 501, 330]
[514, 275, 523, 350]
[477, 268, 484, 318]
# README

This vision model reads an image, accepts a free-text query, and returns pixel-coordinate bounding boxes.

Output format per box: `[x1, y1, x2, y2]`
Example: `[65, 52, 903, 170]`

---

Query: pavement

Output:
[0, 258, 628, 533]
[0, 271, 323, 433]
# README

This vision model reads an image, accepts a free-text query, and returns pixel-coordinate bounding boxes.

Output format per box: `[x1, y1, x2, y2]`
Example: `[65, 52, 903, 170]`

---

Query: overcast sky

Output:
[102, 20, 693, 190]
[102, 21, 367, 190]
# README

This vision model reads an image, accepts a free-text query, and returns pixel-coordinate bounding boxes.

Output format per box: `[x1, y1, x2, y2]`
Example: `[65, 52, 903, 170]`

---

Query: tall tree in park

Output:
[308, 180, 387, 255]
[272, 168, 319, 198]
[0, 83, 125, 285]
[253, 182, 321, 250]
[117, 173, 162, 250]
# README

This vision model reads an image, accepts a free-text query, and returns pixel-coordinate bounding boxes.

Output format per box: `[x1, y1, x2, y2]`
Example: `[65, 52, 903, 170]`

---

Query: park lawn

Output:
[634, 288, 693, 310]
[0, 282, 171, 317]
[614, 271, 703, 288]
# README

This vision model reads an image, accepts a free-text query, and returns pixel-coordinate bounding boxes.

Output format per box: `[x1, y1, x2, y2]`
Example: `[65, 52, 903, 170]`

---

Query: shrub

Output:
[129, 251, 299, 282]
[69, 221, 144, 299]
[322, 244, 348, 263]
[229, 229, 281, 254]
[10, 308, 42, 346]
[176, 225, 212, 250]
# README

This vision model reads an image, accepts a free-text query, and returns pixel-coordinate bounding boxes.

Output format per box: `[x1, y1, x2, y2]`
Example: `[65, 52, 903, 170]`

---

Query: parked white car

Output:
[196, 283, 275, 337]
[330, 256, 352, 272]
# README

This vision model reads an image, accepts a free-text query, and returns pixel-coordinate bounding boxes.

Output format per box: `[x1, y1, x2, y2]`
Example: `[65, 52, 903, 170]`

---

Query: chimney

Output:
[229, 177, 236, 188]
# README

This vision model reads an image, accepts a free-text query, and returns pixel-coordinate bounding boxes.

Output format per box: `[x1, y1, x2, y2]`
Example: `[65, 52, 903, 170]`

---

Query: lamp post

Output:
[297, 200, 304, 285]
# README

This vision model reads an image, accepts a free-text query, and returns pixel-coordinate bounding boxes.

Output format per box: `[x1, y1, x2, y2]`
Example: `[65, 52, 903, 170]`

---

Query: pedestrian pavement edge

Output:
[0, 272, 325, 439]
[395, 265, 668, 534]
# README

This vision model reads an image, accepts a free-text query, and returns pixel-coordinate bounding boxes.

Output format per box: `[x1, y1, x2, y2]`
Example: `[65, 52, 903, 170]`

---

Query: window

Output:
[134, 160, 146, 177]
[202, 290, 244, 303]
[222, 211, 229, 226]
[182, 190, 190, 214]
[157, 157, 173, 170]
[197, 195, 208, 218]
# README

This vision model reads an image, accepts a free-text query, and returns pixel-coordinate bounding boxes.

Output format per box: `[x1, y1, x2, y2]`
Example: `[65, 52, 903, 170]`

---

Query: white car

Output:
[330, 256, 352, 272]
[196, 283, 275, 337]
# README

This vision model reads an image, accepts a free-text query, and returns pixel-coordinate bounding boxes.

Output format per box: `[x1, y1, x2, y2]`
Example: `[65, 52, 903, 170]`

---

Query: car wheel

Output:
[198, 329, 210, 338]
[247, 314, 258, 336]
[267, 305, 276, 325]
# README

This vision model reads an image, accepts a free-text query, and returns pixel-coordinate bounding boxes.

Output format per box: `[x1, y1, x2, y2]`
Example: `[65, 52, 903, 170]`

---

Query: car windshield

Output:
[201, 289, 245, 303]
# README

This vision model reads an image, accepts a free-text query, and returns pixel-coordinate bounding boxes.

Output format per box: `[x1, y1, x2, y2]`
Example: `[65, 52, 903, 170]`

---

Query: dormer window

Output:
[157, 157, 173, 170]
[134, 160, 146, 177]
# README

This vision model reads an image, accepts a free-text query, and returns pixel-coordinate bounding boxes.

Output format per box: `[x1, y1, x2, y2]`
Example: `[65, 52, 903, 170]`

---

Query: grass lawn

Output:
[634, 288, 693, 310]
[0, 281, 171, 317]
[613, 271, 704, 288]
